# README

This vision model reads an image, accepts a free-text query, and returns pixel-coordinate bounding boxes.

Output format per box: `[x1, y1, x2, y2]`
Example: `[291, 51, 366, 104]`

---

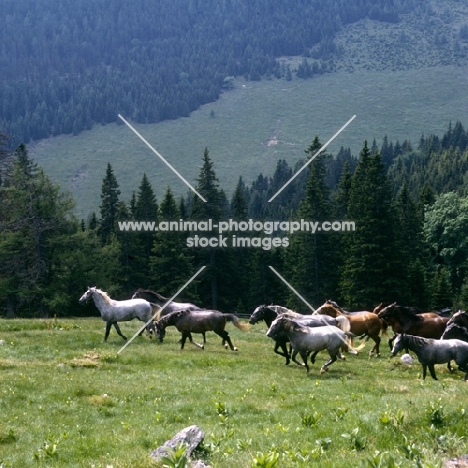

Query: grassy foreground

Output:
[1, 317, 468, 467]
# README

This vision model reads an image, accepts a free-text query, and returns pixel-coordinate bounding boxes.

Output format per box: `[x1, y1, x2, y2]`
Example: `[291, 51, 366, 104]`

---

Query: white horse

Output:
[266, 316, 363, 374]
[79, 287, 157, 341]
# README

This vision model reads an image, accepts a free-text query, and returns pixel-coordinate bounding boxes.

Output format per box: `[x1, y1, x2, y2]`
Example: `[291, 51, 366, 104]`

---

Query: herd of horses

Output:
[78, 287, 468, 381]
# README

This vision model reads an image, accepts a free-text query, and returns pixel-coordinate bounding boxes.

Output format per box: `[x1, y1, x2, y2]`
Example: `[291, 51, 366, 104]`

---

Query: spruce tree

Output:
[99, 163, 121, 245]
[339, 141, 400, 309]
[284, 136, 337, 309]
[149, 187, 197, 301]
[189, 148, 223, 308]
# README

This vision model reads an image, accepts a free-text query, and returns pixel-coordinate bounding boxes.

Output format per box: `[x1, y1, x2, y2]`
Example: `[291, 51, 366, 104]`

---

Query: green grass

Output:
[1, 318, 468, 467]
[29, 65, 468, 220]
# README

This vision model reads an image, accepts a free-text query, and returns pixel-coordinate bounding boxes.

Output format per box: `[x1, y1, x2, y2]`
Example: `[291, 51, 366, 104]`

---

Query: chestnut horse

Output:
[378, 303, 449, 350]
[315, 300, 382, 357]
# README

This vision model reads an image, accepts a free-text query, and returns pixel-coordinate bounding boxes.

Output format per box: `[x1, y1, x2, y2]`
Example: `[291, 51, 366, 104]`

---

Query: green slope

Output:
[29, 65, 468, 219]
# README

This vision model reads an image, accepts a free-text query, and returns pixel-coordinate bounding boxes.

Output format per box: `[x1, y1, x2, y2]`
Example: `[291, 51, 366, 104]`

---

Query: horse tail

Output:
[226, 314, 250, 331]
[344, 331, 366, 354]
[335, 315, 351, 333]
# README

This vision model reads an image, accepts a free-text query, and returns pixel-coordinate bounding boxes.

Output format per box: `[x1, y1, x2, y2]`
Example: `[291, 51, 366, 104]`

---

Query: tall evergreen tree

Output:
[339, 141, 400, 309]
[285, 137, 339, 308]
[149, 187, 197, 301]
[99, 163, 121, 245]
[189, 148, 223, 308]
[0, 144, 76, 316]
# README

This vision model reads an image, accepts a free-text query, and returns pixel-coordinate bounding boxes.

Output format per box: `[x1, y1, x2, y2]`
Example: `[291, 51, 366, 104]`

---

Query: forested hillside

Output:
[2, 121, 468, 317]
[1, 0, 459, 146]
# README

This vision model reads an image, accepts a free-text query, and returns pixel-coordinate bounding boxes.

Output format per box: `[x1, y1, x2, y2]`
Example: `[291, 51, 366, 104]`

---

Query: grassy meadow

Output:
[1, 317, 468, 467]
[29, 65, 468, 220]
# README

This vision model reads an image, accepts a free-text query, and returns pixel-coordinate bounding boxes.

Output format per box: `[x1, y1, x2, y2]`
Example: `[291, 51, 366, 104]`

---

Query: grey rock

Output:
[444, 455, 468, 467]
[149, 425, 205, 460]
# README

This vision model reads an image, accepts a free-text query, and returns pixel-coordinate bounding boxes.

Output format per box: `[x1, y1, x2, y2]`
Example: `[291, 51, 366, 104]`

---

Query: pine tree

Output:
[339, 141, 400, 309]
[99, 163, 121, 245]
[285, 136, 337, 308]
[0, 144, 76, 316]
[189, 148, 223, 308]
[149, 187, 197, 301]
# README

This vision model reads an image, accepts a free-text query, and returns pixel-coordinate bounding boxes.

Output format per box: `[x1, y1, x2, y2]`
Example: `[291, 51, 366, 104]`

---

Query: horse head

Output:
[390, 333, 406, 357]
[249, 305, 268, 324]
[377, 302, 397, 319]
[154, 320, 166, 342]
[79, 286, 96, 304]
[131, 288, 144, 299]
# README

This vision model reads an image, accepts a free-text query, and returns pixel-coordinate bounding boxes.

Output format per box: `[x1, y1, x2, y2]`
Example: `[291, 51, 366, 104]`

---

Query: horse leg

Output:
[369, 335, 381, 358]
[104, 322, 113, 341]
[428, 364, 438, 380]
[321, 352, 338, 374]
[447, 361, 454, 373]
[113, 322, 127, 341]
[274, 341, 290, 365]
[184, 332, 204, 350]
[216, 330, 237, 351]
[310, 350, 319, 364]
[291, 349, 304, 367]
[300, 351, 309, 373]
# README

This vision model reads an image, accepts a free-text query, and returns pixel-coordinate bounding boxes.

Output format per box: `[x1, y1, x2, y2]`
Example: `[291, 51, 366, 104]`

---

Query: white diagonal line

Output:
[268, 266, 350, 345]
[268, 115, 356, 202]
[117, 265, 206, 354]
[118, 114, 207, 202]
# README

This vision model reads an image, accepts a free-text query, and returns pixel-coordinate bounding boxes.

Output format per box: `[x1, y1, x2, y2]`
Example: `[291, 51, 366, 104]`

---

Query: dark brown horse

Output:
[378, 303, 449, 350]
[154, 309, 249, 351]
[316, 300, 382, 357]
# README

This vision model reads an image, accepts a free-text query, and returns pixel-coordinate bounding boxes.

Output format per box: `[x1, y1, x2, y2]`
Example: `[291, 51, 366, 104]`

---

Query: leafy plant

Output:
[301, 410, 322, 427]
[251, 449, 279, 468]
[425, 399, 446, 427]
[341, 427, 366, 451]
[159, 443, 190, 468]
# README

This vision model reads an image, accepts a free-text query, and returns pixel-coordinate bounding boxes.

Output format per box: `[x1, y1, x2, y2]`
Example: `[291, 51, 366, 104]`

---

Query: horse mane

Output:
[280, 310, 307, 319]
[94, 288, 113, 305]
[389, 305, 424, 321]
[159, 308, 190, 325]
[137, 288, 169, 302]
[403, 334, 431, 348]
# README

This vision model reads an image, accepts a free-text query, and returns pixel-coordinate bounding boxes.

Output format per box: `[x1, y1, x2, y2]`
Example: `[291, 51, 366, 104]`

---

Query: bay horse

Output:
[391, 334, 468, 380]
[249, 305, 350, 364]
[154, 309, 249, 351]
[378, 303, 449, 350]
[315, 300, 382, 357]
[266, 317, 361, 374]
[79, 287, 157, 341]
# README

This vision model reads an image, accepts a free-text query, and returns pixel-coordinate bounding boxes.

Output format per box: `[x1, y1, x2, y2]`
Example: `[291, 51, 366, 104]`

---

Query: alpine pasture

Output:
[1, 316, 468, 467]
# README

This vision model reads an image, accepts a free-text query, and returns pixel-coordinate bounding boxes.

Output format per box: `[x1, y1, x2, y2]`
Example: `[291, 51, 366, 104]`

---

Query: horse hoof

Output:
[233, 347, 238, 351]
[320, 366, 328, 374]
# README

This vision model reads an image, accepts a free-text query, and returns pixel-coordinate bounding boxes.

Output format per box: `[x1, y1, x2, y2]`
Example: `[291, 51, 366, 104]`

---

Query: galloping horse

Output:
[132, 288, 202, 314]
[441, 310, 468, 342]
[391, 334, 468, 380]
[266, 317, 360, 374]
[155, 309, 249, 351]
[79, 287, 157, 341]
[378, 303, 449, 350]
[315, 300, 382, 357]
[249, 305, 350, 364]
[132, 288, 205, 343]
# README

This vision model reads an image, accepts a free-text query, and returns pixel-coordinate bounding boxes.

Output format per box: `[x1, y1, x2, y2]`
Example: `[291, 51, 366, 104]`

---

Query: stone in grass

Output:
[444, 455, 468, 467]
[149, 425, 211, 467]
[400, 353, 413, 365]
